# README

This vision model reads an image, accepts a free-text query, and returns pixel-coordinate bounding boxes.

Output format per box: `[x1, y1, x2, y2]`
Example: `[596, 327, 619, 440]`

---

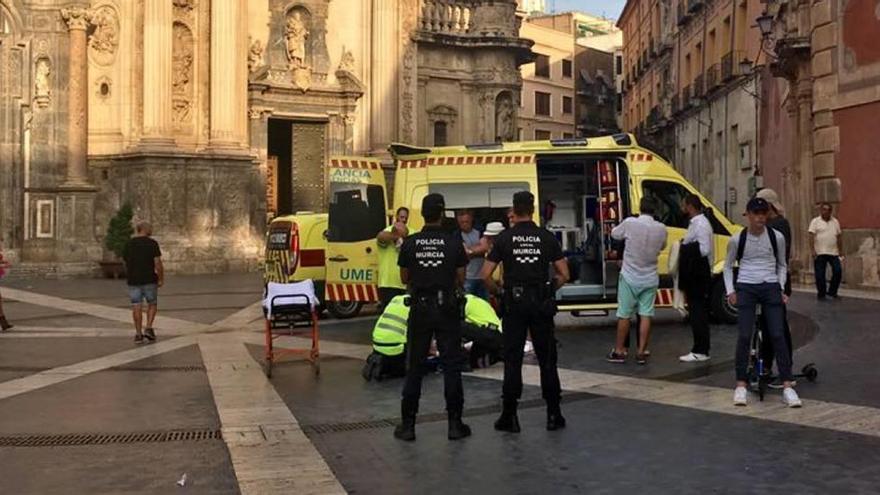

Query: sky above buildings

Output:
[551, 0, 626, 20]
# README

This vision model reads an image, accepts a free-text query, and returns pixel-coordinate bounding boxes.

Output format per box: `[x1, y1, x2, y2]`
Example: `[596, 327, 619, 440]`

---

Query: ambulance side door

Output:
[325, 157, 387, 303]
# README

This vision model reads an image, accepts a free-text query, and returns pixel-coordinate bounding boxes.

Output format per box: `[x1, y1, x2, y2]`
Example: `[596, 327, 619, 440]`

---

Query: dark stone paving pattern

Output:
[0, 442, 239, 495]
[309, 395, 880, 495]
[0, 337, 134, 383]
[0, 345, 218, 435]
[1, 300, 125, 328]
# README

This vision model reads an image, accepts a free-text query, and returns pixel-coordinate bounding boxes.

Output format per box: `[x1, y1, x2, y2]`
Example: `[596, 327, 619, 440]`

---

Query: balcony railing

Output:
[688, 0, 705, 13]
[419, 1, 472, 34]
[693, 74, 704, 98]
[671, 94, 680, 114]
[647, 106, 661, 127]
[682, 85, 692, 107]
[677, 1, 689, 25]
[721, 50, 746, 81]
[642, 49, 650, 68]
[706, 64, 719, 91]
[649, 38, 656, 57]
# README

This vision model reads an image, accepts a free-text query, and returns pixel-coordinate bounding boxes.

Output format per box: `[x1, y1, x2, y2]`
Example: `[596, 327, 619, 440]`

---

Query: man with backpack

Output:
[723, 198, 802, 408]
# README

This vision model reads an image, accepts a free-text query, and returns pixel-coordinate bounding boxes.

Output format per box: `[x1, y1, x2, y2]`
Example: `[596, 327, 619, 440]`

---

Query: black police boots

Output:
[447, 411, 472, 440]
[546, 403, 566, 431]
[494, 400, 521, 433]
[393, 402, 417, 442]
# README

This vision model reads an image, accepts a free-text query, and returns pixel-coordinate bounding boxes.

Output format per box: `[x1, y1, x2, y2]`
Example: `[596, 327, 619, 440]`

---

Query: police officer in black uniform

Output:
[394, 193, 471, 442]
[481, 191, 570, 432]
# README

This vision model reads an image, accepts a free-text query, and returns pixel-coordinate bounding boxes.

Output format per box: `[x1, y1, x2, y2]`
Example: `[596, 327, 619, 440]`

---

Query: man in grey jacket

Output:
[723, 197, 802, 408]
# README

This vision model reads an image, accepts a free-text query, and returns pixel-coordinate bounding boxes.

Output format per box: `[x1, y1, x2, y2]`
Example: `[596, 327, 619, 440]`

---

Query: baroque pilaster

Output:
[61, 6, 92, 185]
[142, 0, 174, 145]
[210, 0, 248, 148]
[370, 0, 399, 152]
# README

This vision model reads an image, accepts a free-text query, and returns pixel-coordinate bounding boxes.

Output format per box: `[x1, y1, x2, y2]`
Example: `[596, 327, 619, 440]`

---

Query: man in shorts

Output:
[606, 198, 667, 365]
[123, 222, 164, 344]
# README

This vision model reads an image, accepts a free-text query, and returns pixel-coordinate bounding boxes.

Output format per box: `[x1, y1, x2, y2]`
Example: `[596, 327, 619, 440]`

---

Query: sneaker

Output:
[134, 334, 144, 344]
[605, 349, 626, 364]
[144, 328, 156, 342]
[679, 352, 710, 363]
[733, 386, 748, 406]
[636, 353, 648, 365]
[783, 387, 803, 408]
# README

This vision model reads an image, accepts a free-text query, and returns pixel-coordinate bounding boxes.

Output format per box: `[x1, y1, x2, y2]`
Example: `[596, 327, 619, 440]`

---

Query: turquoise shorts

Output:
[616, 276, 657, 319]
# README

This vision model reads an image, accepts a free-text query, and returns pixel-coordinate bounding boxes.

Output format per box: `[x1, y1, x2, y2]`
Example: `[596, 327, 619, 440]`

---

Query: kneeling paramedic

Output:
[363, 294, 504, 381]
[394, 193, 471, 441]
[481, 191, 570, 432]
[362, 295, 409, 381]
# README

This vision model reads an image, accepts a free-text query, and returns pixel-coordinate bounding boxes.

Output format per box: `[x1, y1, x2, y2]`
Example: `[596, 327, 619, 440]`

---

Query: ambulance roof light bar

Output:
[550, 138, 588, 147]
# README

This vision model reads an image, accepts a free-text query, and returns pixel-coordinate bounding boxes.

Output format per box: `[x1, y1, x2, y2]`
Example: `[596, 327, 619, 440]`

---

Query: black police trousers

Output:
[501, 300, 561, 407]
[402, 303, 465, 414]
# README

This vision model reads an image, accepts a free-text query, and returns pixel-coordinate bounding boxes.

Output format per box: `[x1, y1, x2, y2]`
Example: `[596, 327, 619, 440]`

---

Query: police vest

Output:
[464, 294, 502, 332]
[372, 295, 408, 356]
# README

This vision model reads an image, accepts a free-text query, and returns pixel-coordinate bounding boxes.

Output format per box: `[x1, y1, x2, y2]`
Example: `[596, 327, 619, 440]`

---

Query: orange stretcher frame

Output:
[263, 293, 320, 378]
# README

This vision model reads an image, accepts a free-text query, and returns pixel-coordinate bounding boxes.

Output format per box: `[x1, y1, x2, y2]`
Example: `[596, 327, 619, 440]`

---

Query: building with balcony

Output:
[619, 0, 765, 220]
[574, 45, 619, 137]
[517, 16, 577, 140]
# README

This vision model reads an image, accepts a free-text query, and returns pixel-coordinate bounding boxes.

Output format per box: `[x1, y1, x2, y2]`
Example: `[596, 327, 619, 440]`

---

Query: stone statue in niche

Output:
[88, 5, 119, 66]
[172, 23, 194, 123]
[495, 92, 515, 142]
[248, 39, 264, 73]
[285, 11, 309, 69]
[285, 10, 312, 92]
[34, 58, 51, 108]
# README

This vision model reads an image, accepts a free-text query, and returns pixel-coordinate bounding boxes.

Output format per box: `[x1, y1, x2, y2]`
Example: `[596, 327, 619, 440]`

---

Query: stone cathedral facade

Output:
[0, 0, 532, 274]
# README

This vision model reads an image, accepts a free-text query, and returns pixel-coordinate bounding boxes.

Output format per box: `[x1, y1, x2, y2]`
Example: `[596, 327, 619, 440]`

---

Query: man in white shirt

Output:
[606, 198, 668, 365]
[808, 202, 843, 300]
[679, 194, 713, 362]
[723, 197, 801, 408]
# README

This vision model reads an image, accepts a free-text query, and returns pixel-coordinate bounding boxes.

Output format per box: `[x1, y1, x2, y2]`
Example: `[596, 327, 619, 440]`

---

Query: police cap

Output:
[421, 193, 445, 219]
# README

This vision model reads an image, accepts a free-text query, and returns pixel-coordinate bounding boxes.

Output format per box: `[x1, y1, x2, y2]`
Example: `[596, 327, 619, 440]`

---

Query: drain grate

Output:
[301, 392, 600, 435]
[0, 428, 221, 448]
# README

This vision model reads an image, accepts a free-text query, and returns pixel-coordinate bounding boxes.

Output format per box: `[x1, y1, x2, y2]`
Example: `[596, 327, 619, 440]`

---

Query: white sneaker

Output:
[733, 386, 748, 406]
[679, 352, 710, 363]
[783, 387, 803, 408]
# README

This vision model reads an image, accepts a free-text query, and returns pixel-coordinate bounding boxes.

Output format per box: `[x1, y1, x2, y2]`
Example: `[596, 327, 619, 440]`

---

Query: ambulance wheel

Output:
[802, 364, 818, 382]
[710, 279, 737, 324]
[264, 359, 273, 378]
[327, 301, 363, 319]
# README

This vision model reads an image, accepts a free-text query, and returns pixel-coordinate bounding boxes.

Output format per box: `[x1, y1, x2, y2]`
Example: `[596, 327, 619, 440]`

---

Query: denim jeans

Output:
[814, 255, 842, 298]
[734, 282, 793, 382]
[464, 279, 488, 300]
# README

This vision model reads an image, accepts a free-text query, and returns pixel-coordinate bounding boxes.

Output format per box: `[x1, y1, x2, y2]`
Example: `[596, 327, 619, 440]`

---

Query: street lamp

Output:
[756, 13, 774, 37]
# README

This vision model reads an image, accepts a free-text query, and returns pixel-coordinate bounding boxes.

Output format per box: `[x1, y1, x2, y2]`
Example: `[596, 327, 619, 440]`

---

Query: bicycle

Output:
[746, 304, 818, 401]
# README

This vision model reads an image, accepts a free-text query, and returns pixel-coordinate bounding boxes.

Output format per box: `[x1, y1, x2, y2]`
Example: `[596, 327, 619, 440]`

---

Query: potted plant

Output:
[100, 202, 134, 279]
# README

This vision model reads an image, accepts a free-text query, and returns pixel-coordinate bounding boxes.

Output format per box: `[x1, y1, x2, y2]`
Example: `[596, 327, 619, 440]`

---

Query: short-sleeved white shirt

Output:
[808, 216, 841, 256]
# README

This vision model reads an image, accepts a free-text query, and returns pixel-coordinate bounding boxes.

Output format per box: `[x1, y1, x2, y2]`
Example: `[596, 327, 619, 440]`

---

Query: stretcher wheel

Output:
[264, 358, 273, 378]
[802, 364, 818, 382]
[312, 360, 320, 376]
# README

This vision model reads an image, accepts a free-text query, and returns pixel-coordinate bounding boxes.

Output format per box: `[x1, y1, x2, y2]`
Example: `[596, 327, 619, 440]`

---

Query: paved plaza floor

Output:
[1, 274, 879, 494]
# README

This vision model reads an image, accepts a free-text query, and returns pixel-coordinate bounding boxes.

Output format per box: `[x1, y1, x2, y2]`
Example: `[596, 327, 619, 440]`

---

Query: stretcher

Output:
[262, 280, 321, 378]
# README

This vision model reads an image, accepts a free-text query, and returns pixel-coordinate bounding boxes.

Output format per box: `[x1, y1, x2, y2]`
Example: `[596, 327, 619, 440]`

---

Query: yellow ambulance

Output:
[268, 134, 740, 322]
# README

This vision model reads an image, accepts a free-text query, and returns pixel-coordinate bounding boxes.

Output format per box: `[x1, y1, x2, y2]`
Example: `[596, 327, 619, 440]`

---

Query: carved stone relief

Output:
[173, 0, 196, 19]
[172, 22, 194, 124]
[34, 58, 51, 108]
[88, 5, 119, 66]
[248, 38, 264, 73]
[94, 75, 112, 100]
[494, 91, 515, 142]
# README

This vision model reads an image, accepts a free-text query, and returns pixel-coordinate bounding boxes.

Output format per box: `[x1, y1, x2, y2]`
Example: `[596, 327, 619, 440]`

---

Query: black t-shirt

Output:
[123, 236, 162, 286]
[767, 215, 792, 262]
[487, 221, 564, 285]
[398, 225, 467, 291]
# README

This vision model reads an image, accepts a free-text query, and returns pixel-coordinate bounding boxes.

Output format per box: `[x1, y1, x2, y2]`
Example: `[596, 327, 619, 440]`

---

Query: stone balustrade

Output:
[419, 0, 472, 35]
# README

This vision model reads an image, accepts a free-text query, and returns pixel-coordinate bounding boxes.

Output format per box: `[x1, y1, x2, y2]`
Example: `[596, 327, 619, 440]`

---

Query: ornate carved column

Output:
[210, 0, 247, 148]
[370, 0, 398, 152]
[61, 7, 92, 185]
[142, 0, 174, 144]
